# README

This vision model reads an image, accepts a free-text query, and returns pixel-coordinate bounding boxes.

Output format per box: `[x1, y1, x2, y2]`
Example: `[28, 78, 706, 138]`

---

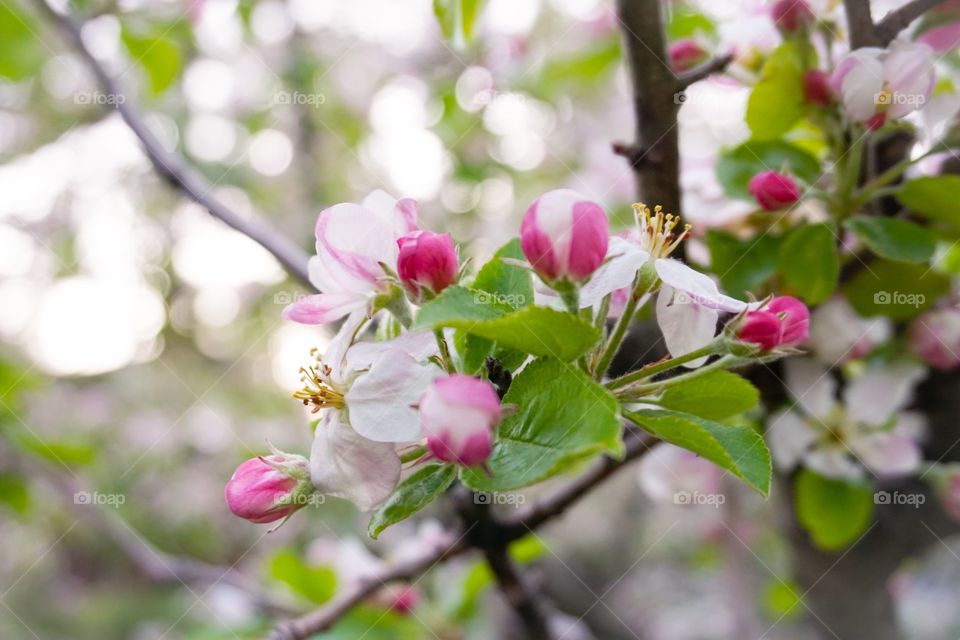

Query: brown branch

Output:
[268, 536, 471, 640]
[502, 430, 657, 536]
[615, 0, 683, 216]
[843, 0, 879, 48]
[875, 0, 949, 44]
[482, 546, 554, 639]
[30, 0, 314, 289]
[676, 54, 735, 90]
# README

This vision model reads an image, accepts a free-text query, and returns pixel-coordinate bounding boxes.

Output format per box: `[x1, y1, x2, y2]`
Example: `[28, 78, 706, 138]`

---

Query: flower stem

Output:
[616, 354, 741, 400]
[593, 266, 657, 380]
[606, 340, 725, 390]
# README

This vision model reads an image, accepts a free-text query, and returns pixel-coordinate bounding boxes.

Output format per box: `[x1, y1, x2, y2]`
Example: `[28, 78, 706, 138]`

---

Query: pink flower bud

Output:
[397, 230, 458, 297]
[768, 296, 810, 346]
[737, 310, 783, 350]
[668, 40, 709, 72]
[908, 310, 960, 371]
[225, 453, 312, 524]
[384, 584, 421, 614]
[748, 170, 802, 211]
[771, 0, 815, 34]
[419, 375, 502, 467]
[803, 69, 834, 106]
[520, 189, 609, 283]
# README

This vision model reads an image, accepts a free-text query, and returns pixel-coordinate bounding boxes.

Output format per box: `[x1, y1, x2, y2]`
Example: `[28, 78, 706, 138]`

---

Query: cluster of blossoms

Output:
[225, 188, 811, 524]
[733, 0, 939, 213]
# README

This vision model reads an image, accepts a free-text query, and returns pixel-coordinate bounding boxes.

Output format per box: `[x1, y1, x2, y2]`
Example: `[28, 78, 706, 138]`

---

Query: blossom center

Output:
[293, 348, 345, 412]
[633, 202, 691, 259]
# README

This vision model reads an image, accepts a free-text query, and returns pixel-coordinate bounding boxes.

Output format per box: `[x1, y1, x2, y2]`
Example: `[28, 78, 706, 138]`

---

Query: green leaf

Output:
[537, 39, 621, 90]
[658, 370, 760, 421]
[761, 579, 804, 620]
[843, 259, 949, 320]
[121, 27, 182, 95]
[459, 240, 533, 373]
[844, 216, 935, 264]
[416, 292, 601, 362]
[707, 230, 783, 298]
[897, 176, 960, 228]
[460, 359, 622, 492]
[269, 550, 337, 604]
[433, 0, 487, 47]
[716, 140, 821, 200]
[666, 6, 717, 39]
[0, 472, 30, 514]
[627, 409, 771, 496]
[368, 464, 456, 539]
[794, 469, 874, 550]
[0, 2, 44, 81]
[778, 224, 839, 304]
[471, 239, 533, 309]
[746, 42, 810, 140]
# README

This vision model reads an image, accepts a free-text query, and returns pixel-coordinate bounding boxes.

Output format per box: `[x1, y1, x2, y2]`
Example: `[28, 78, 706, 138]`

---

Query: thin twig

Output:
[30, 0, 314, 289]
[267, 537, 471, 640]
[842, 0, 878, 48]
[875, 0, 948, 45]
[676, 53, 735, 90]
[501, 431, 658, 536]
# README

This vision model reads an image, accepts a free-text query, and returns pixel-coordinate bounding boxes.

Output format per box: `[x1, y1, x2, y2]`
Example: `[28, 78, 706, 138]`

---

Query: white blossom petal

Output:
[310, 416, 401, 510]
[849, 432, 921, 477]
[804, 446, 864, 481]
[577, 237, 649, 308]
[655, 285, 718, 367]
[345, 352, 441, 442]
[843, 362, 926, 426]
[784, 358, 837, 420]
[767, 409, 820, 471]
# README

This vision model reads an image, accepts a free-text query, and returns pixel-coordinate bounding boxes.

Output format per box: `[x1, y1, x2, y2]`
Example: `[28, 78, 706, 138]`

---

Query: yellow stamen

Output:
[292, 348, 344, 413]
[632, 202, 691, 259]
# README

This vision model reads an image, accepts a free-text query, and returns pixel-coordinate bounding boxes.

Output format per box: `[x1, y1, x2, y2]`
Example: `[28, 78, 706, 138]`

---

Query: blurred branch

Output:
[876, 0, 948, 44]
[29, 0, 314, 290]
[676, 54, 735, 90]
[502, 430, 657, 536]
[844, 0, 947, 47]
[267, 536, 471, 640]
[843, 0, 878, 48]
[482, 546, 554, 639]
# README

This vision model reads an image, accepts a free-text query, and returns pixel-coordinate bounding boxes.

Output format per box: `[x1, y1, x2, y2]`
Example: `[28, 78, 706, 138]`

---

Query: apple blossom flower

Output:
[830, 42, 936, 129]
[541, 203, 749, 366]
[771, 0, 815, 34]
[520, 189, 609, 284]
[668, 40, 709, 72]
[225, 451, 313, 524]
[803, 69, 834, 106]
[294, 322, 440, 509]
[768, 359, 926, 480]
[282, 190, 418, 325]
[396, 230, 459, 298]
[419, 375, 502, 467]
[748, 170, 802, 211]
[938, 466, 960, 521]
[908, 309, 960, 370]
[294, 320, 440, 443]
[808, 297, 892, 363]
[637, 443, 723, 504]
